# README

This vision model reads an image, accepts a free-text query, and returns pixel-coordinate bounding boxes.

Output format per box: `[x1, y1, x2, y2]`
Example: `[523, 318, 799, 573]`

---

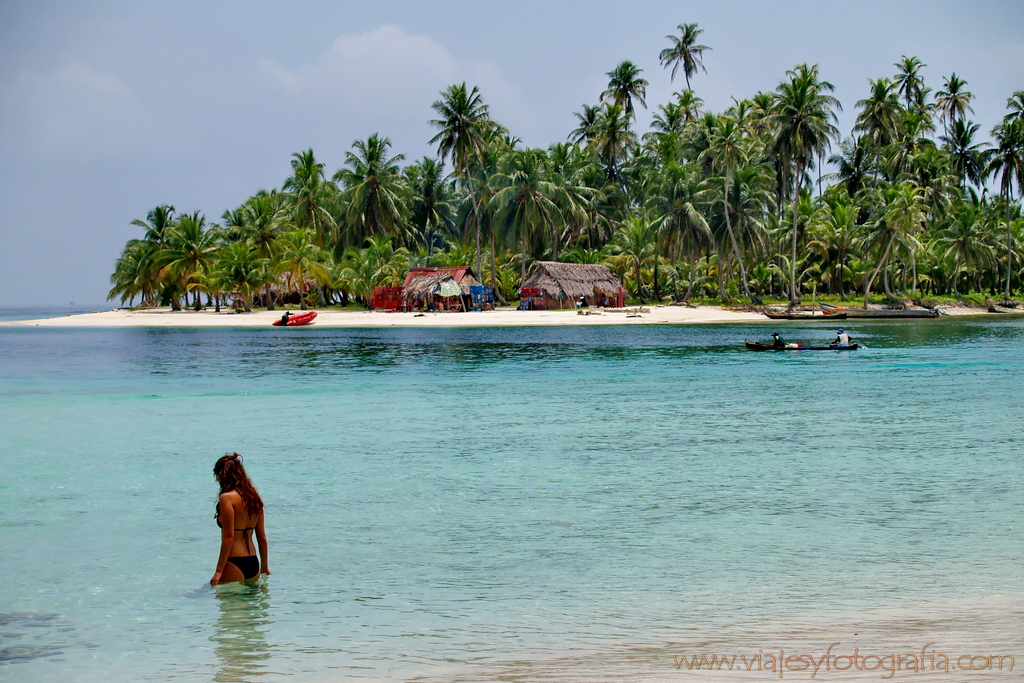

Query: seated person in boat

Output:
[830, 328, 851, 347]
[771, 332, 787, 349]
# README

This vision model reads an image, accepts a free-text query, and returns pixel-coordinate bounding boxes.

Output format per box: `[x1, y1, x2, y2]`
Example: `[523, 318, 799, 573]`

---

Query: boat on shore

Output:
[272, 311, 317, 326]
[744, 341, 859, 351]
[764, 310, 847, 320]
[820, 303, 938, 319]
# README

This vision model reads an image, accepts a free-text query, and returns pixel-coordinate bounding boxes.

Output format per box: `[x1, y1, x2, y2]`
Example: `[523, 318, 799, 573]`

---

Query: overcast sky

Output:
[1, 0, 1020, 307]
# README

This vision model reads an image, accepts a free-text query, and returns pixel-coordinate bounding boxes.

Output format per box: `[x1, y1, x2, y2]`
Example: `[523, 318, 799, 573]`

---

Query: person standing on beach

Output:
[211, 453, 270, 585]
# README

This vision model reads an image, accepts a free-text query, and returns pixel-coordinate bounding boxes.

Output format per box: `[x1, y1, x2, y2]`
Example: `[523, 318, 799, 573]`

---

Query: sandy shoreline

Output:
[3, 305, 772, 327]
[3, 304, 1005, 328]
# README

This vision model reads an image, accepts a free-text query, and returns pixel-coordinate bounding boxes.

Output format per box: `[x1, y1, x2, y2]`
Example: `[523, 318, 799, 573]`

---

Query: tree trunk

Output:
[789, 164, 802, 307]
[683, 249, 696, 301]
[864, 234, 896, 308]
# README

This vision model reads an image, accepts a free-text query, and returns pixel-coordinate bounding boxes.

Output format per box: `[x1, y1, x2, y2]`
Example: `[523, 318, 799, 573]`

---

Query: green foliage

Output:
[110, 43, 1024, 310]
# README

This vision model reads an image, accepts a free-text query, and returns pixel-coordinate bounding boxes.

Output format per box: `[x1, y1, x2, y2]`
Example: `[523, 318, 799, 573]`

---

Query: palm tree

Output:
[491, 149, 567, 282]
[647, 162, 711, 301]
[590, 103, 637, 181]
[108, 239, 160, 306]
[770, 64, 841, 305]
[894, 55, 929, 112]
[283, 149, 338, 249]
[430, 83, 496, 278]
[569, 104, 601, 145]
[675, 89, 705, 123]
[276, 229, 330, 310]
[863, 182, 925, 305]
[131, 205, 176, 246]
[334, 134, 408, 245]
[601, 61, 648, 120]
[854, 78, 902, 172]
[406, 157, 455, 265]
[826, 136, 875, 196]
[214, 242, 267, 312]
[339, 236, 410, 307]
[659, 23, 711, 91]
[1005, 91, 1024, 124]
[224, 191, 288, 310]
[934, 74, 974, 138]
[160, 212, 220, 310]
[986, 118, 1024, 300]
[937, 200, 995, 297]
[700, 116, 760, 303]
[609, 214, 657, 301]
[940, 119, 987, 190]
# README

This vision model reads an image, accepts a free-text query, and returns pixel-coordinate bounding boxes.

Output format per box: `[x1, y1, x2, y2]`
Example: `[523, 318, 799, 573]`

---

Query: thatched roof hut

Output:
[521, 261, 624, 309]
[401, 267, 481, 299]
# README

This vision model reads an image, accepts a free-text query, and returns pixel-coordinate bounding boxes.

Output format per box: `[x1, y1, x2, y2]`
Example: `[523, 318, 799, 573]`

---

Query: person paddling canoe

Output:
[830, 328, 851, 347]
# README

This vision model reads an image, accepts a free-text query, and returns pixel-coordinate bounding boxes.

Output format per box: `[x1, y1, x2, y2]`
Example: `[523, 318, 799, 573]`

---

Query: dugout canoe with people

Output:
[744, 328, 859, 351]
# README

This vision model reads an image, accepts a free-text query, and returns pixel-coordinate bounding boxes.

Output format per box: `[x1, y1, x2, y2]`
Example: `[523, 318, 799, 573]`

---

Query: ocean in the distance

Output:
[1, 317, 1022, 682]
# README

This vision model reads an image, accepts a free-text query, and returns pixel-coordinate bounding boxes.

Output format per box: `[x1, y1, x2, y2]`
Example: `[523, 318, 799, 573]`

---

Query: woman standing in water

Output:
[211, 453, 270, 585]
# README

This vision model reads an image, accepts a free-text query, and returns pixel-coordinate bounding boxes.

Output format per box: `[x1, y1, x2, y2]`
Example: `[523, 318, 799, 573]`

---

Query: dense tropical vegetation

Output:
[110, 26, 1024, 310]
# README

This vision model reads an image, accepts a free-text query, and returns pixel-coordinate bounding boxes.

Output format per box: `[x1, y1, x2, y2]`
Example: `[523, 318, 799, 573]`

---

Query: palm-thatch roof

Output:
[521, 261, 623, 299]
[402, 267, 482, 298]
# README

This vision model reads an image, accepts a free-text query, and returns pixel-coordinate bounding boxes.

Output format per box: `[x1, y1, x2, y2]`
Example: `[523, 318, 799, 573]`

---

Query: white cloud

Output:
[256, 24, 533, 151]
[259, 24, 457, 94]
[5, 62, 138, 154]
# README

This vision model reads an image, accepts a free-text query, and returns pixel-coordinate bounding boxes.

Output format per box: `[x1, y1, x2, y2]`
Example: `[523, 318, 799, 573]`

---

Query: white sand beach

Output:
[5, 305, 772, 327]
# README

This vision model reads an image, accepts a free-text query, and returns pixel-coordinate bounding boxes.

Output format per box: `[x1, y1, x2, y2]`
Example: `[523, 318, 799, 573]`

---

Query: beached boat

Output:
[764, 310, 847, 320]
[744, 341, 859, 351]
[820, 303, 938, 319]
[272, 311, 317, 326]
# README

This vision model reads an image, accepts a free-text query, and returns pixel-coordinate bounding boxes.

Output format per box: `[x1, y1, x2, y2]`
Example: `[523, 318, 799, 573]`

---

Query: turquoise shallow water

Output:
[1, 319, 1022, 681]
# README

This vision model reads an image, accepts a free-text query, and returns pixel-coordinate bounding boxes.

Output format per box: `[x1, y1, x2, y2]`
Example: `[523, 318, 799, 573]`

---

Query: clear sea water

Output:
[1, 316, 1022, 682]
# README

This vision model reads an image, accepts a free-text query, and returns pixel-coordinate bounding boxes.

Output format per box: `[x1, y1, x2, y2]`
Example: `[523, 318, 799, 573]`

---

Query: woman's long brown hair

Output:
[213, 452, 264, 519]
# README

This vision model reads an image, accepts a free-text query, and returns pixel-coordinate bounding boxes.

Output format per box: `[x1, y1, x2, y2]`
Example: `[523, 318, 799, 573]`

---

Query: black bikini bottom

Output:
[227, 555, 260, 580]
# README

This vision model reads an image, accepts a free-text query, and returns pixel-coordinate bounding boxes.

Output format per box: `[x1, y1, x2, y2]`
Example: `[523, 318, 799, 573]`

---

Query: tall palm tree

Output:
[430, 83, 496, 278]
[491, 148, 567, 282]
[601, 61, 648, 120]
[934, 74, 974, 138]
[940, 119, 987, 190]
[863, 182, 925, 305]
[283, 149, 338, 249]
[986, 118, 1024, 300]
[334, 134, 408, 245]
[894, 55, 929, 112]
[854, 78, 902, 171]
[659, 23, 711, 91]
[224, 191, 289, 310]
[647, 162, 711, 301]
[700, 116, 760, 303]
[406, 157, 455, 265]
[131, 205, 176, 246]
[590, 103, 637, 182]
[160, 212, 220, 310]
[769, 64, 841, 305]
[569, 104, 601, 145]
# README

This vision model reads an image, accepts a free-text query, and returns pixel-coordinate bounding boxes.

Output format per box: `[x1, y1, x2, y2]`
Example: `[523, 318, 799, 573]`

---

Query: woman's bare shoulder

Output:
[219, 490, 242, 503]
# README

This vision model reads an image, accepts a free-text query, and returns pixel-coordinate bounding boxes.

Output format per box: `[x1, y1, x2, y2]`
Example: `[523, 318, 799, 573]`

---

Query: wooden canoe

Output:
[764, 311, 847, 320]
[820, 303, 938, 318]
[744, 341, 859, 351]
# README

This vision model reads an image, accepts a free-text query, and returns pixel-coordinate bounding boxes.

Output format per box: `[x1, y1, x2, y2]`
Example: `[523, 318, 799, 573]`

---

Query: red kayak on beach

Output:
[272, 311, 317, 327]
